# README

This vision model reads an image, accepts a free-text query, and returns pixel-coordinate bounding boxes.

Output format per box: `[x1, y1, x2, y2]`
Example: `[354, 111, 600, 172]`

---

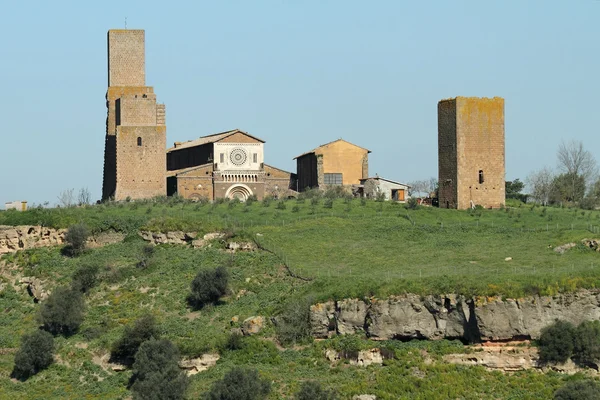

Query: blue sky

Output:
[1, 1, 599, 205]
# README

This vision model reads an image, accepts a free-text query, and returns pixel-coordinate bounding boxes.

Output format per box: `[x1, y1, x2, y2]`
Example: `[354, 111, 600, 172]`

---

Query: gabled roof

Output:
[293, 138, 371, 160]
[166, 163, 213, 177]
[167, 129, 265, 153]
[263, 163, 296, 176]
[360, 176, 411, 188]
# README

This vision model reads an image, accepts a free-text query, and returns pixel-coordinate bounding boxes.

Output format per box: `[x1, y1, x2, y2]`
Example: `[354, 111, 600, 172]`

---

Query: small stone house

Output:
[4, 201, 27, 211]
[166, 129, 296, 201]
[359, 177, 410, 202]
[294, 139, 370, 192]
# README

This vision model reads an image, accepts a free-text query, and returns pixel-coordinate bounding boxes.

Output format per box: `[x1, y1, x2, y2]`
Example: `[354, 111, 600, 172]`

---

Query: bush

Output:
[111, 314, 160, 366]
[188, 266, 229, 309]
[295, 381, 338, 400]
[137, 244, 155, 269]
[11, 330, 54, 380]
[131, 338, 188, 400]
[71, 264, 100, 293]
[223, 331, 244, 351]
[276, 200, 287, 210]
[63, 223, 90, 256]
[323, 198, 333, 209]
[574, 320, 600, 366]
[39, 286, 85, 336]
[554, 379, 600, 400]
[276, 297, 312, 346]
[204, 367, 270, 400]
[405, 197, 419, 210]
[538, 320, 576, 364]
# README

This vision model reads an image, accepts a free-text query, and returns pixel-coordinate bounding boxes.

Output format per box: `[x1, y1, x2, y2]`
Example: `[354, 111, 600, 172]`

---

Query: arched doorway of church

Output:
[225, 184, 253, 202]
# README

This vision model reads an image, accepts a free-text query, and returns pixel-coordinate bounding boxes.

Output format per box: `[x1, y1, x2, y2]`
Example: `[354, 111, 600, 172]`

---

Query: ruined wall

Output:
[438, 97, 505, 209]
[264, 164, 297, 198]
[115, 125, 166, 200]
[107, 29, 145, 87]
[296, 154, 318, 191]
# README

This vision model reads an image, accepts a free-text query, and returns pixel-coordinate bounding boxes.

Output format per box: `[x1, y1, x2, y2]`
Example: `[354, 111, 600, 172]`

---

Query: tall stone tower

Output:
[438, 97, 505, 210]
[102, 29, 166, 201]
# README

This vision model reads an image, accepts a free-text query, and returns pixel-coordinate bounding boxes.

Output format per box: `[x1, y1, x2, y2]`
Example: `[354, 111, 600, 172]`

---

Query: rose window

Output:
[229, 148, 248, 166]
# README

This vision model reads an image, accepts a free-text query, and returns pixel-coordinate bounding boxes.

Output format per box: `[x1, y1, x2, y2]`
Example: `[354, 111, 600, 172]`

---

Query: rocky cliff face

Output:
[0, 225, 66, 255]
[311, 290, 600, 342]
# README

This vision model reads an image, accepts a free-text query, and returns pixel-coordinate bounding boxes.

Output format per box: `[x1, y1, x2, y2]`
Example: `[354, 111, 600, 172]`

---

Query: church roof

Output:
[167, 129, 265, 153]
[360, 176, 411, 187]
[293, 138, 371, 160]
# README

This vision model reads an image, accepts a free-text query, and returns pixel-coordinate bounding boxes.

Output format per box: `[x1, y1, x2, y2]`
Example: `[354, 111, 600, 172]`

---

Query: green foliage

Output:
[131, 338, 188, 400]
[574, 320, 600, 365]
[295, 381, 338, 400]
[188, 266, 229, 309]
[12, 330, 54, 380]
[554, 379, 600, 400]
[222, 331, 244, 351]
[405, 197, 419, 210]
[137, 244, 155, 269]
[71, 264, 100, 293]
[506, 179, 527, 202]
[276, 297, 312, 346]
[63, 223, 90, 256]
[111, 314, 160, 366]
[276, 200, 287, 210]
[324, 186, 351, 200]
[538, 320, 575, 364]
[552, 173, 586, 204]
[204, 367, 271, 400]
[323, 198, 333, 209]
[39, 286, 84, 336]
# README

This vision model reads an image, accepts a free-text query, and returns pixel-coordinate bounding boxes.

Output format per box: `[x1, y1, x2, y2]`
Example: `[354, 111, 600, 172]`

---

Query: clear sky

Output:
[1, 1, 598, 206]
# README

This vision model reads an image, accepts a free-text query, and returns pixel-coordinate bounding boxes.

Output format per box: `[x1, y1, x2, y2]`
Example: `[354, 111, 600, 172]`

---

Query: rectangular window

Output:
[478, 170, 484, 184]
[324, 173, 343, 185]
[220, 153, 224, 163]
[253, 153, 257, 163]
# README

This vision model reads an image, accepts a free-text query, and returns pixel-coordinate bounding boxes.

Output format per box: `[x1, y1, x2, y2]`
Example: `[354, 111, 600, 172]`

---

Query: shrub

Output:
[574, 320, 600, 365]
[295, 381, 338, 400]
[63, 223, 90, 256]
[405, 197, 419, 210]
[292, 205, 300, 213]
[204, 367, 270, 400]
[111, 314, 160, 366]
[276, 297, 312, 346]
[39, 286, 85, 336]
[71, 264, 100, 294]
[554, 379, 600, 400]
[137, 244, 155, 269]
[276, 200, 287, 210]
[188, 266, 229, 309]
[324, 186, 350, 200]
[223, 331, 244, 351]
[323, 198, 333, 209]
[262, 197, 272, 207]
[538, 320, 576, 364]
[375, 191, 386, 202]
[12, 330, 54, 380]
[131, 338, 188, 400]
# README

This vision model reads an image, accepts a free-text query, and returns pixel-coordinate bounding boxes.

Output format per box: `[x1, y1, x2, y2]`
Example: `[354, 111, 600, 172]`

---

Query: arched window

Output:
[137, 137, 142, 146]
[478, 170, 484, 184]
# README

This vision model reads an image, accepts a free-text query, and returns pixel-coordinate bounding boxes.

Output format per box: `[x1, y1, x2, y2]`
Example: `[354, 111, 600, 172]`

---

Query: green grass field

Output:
[1, 198, 600, 398]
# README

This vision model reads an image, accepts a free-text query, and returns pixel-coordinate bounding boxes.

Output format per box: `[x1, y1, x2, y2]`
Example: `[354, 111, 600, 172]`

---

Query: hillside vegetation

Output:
[1, 197, 600, 398]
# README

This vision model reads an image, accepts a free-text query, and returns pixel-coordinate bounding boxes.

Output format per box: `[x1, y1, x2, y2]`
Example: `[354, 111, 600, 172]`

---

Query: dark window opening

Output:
[137, 137, 142, 146]
[324, 173, 343, 185]
[478, 170, 484, 184]
[253, 153, 257, 163]
[220, 153, 224, 163]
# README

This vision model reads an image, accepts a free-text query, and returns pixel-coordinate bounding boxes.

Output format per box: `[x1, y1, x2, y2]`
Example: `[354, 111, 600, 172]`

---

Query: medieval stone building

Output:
[294, 139, 370, 192]
[438, 97, 505, 210]
[167, 129, 296, 201]
[102, 30, 166, 201]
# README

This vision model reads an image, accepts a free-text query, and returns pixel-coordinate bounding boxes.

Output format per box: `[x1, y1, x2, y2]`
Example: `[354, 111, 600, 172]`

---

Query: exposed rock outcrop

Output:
[139, 231, 197, 245]
[241, 316, 264, 336]
[310, 290, 600, 343]
[179, 353, 220, 376]
[0, 225, 66, 255]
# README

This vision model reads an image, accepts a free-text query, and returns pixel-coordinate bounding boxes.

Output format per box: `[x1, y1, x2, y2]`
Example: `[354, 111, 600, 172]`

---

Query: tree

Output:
[78, 188, 92, 206]
[63, 223, 90, 256]
[526, 167, 556, 205]
[552, 173, 586, 203]
[276, 297, 312, 346]
[39, 286, 85, 336]
[554, 380, 600, 400]
[111, 314, 160, 366]
[187, 266, 229, 309]
[538, 320, 575, 364]
[408, 180, 429, 197]
[556, 140, 597, 201]
[505, 179, 526, 202]
[573, 320, 600, 366]
[131, 338, 188, 400]
[295, 381, 338, 400]
[57, 188, 75, 208]
[204, 367, 271, 400]
[11, 330, 54, 380]
[71, 264, 100, 294]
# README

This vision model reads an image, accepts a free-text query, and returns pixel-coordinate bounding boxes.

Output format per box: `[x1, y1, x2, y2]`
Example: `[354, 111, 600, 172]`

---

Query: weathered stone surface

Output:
[336, 299, 368, 335]
[554, 242, 576, 254]
[203, 232, 225, 241]
[367, 295, 442, 340]
[241, 316, 264, 336]
[310, 301, 336, 338]
[139, 231, 196, 245]
[310, 290, 600, 343]
[0, 225, 67, 255]
[179, 353, 220, 376]
[226, 241, 257, 252]
[353, 395, 377, 400]
[19, 276, 49, 302]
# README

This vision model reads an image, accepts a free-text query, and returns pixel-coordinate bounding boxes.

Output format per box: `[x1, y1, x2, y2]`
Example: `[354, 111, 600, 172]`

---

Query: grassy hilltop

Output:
[1, 196, 600, 399]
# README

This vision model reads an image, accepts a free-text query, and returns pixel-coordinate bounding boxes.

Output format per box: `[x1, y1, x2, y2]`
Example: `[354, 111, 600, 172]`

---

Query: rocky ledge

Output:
[0, 225, 66, 255]
[310, 290, 600, 342]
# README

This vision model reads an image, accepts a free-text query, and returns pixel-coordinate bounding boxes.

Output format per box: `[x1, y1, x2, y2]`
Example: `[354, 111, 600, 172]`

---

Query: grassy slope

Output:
[1, 199, 600, 398]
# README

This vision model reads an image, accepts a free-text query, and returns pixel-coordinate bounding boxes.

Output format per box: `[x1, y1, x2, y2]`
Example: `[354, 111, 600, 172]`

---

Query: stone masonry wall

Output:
[108, 30, 145, 87]
[438, 99, 458, 208]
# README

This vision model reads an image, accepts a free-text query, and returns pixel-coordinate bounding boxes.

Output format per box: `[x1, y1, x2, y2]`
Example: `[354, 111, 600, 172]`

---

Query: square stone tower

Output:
[438, 97, 505, 210]
[102, 29, 166, 201]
